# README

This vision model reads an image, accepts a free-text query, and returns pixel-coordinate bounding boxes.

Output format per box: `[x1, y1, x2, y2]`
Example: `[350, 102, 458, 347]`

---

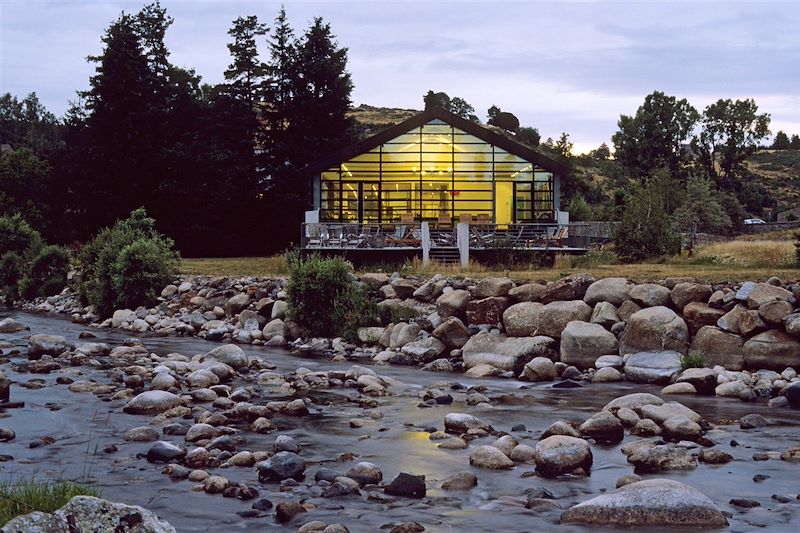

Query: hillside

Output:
[744, 149, 800, 210]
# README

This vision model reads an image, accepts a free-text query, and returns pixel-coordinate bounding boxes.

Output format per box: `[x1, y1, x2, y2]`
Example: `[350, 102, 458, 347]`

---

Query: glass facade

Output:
[319, 119, 555, 224]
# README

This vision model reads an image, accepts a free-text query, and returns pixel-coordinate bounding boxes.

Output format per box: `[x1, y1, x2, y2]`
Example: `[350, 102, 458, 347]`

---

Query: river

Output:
[1, 310, 799, 532]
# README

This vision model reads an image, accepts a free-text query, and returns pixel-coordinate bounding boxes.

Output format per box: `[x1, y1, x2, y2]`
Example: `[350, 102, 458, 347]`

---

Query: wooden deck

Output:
[301, 222, 605, 253]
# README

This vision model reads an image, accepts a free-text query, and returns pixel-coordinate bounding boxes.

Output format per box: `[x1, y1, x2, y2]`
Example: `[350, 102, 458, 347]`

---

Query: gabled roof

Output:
[304, 107, 568, 176]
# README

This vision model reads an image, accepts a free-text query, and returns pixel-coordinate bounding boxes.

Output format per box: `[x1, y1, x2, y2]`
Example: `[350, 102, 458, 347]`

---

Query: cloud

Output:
[1, 0, 798, 149]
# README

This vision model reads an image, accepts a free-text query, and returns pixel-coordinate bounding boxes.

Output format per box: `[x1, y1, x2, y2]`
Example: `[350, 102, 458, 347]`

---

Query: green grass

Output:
[0, 478, 101, 525]
[680, 353, 707, 371]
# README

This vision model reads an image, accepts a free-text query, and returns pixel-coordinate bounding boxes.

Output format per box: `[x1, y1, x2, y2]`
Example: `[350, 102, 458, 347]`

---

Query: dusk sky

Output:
[2, 0, 799, 153]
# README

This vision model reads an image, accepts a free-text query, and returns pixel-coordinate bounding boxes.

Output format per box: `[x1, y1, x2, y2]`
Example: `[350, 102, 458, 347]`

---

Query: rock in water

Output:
[560, 479, 727, 527]
[201, 344, 249, 369]
[0, 318, 28, 333]
[534, 436, 592, 477]
[2, 495, 177, 532]
[256, 451, 305, 482]
[146, 441, 185, 463]
[469, 445, 514, 469]
[384, 473, 426, 498]
[27, 334, 68, 358]
[123, 391, 182, 415]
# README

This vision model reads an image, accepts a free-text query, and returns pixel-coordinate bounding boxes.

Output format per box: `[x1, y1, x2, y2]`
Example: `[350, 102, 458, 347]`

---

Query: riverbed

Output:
[2, 310, 800, 532]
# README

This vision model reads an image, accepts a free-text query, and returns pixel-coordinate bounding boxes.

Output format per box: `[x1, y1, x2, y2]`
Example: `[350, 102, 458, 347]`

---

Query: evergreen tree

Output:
[791, 134, 800, 149]
[224, 15, 268, 106]
[673, 175, 733, 250]
[261, 5, 297, 182]
[515, 126, 540, 147]
[772, 130, 790, 149]
[286, 17, 353, 169]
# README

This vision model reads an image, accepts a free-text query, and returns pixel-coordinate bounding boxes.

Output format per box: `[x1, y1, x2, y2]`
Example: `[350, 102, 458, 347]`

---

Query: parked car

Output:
[743, 218, 766, 225]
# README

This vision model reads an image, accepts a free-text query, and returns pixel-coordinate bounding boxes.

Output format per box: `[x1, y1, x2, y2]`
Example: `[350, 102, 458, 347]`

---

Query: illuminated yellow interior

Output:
[320, 119, 554, 224]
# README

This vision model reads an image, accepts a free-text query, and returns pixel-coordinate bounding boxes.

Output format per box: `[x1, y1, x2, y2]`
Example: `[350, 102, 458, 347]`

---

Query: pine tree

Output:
[790, 134, 800, 150]
[261, 5, 296, 181]
[224, 15, 268, 106]
[772, 131, 790, 149]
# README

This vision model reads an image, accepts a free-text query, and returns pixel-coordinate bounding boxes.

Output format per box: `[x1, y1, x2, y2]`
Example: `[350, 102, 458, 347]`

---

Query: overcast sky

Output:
[2, 0, 799, 152]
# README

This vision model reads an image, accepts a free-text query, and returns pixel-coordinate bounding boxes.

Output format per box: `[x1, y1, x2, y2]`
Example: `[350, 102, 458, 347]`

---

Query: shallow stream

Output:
[2, 310, 800, 532]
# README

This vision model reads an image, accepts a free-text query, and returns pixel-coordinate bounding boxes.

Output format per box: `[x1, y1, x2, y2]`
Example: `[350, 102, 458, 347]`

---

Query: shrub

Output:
[0, 213, 43, 261]
[566, 193, 593, 221]
[287, 254, 376, 340]
[111, 238, 178, 311]
[79, 208, 179, 317]
[19, 245, 70, 299]
[0, 252, 22, 304]
[615, 183, 682, 261]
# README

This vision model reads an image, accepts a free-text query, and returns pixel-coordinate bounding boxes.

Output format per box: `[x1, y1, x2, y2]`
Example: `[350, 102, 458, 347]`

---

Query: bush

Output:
[0, 252, 22, 304]
[566, 193, 593, 221]
[79, 208, 179, 317]
[19, 245, 70, 299]
[481, 239, 549, 269]
[287, 254, 377, 340]
[795, 232, 800, 267]
[111, 238, 177, 311]
[0, 213, 43, 262]
[615, 183, 682, 261]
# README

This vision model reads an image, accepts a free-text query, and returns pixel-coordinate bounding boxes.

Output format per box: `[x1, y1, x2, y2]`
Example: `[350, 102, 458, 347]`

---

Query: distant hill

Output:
[744, 150, 800, 211]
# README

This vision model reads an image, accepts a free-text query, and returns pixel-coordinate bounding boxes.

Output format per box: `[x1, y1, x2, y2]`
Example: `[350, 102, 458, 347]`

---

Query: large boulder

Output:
[432, 317, 470, 348]
[629, 283, 672, 308]
[224, 293, 251, 316]
[27, 334, 68, 359]
[435, 289, 471, 319]
[123, 391, 183, 415]
[111, 309, 136, 327]
[534, 435, 593, 477]
[584, 277, 634, 306]
[2, 495, 177, 533]
[413, 274, 446, 302]
[400, 337, 446, 363]
[742, 330, 800, 370]
[540, 274, 595, 304]
[469, 445, 514, 469]
[675, 368, 718, 395]
[560, 479, 727, 527]
[508, 283, 546, 302]
[444, 412, 491, 433]
[462, 333, 555, 374]
[745, 282, 795, 309]
[682, 302, 725, 335]
[201, 344, 248, 369]
[474, 277, 513, 299]
[670, 282, 712, 310]
[504, 300, 592, 338]
[688, 326, 744, 370]
[619, 307, 689, 355]
[465, 296, 509, 325]
[559, 321, 619, 369]
[624, 351, 682, 384]
[603, 393, 663, 412]
[590, 302, 619, 329]
[716, 303, 747, 334]
[520, 357, 557, 381]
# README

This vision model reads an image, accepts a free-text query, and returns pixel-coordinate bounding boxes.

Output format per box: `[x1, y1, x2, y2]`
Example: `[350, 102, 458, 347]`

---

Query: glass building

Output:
[307, 108, 564, 225]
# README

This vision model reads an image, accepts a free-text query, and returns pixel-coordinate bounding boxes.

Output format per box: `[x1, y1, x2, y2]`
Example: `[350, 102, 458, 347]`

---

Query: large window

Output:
[319, 119, 555, 223]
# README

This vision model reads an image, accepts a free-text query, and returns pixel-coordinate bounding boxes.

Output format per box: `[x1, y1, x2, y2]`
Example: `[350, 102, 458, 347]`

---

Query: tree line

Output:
[0, 2, 354, 256]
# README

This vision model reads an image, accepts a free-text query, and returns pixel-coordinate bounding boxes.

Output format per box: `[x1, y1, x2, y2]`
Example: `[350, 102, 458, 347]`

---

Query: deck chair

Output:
[545, 226, 569, 247]
[305, 223, 322, 247]
[400, 213, 415, 224]
[437, 212, 452, 229]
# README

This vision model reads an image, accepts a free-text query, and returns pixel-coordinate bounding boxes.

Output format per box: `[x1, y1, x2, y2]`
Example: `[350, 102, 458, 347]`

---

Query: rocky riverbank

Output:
[13, 271, 800, 407]
[2, 309, 800, 531]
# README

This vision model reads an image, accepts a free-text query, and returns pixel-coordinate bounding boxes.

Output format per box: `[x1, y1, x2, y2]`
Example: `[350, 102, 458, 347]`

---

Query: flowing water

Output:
[1, 310, 800, 532]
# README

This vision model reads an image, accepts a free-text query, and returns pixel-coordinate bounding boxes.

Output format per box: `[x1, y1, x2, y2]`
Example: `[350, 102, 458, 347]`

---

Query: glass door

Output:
[362, 182, 380, 223]
[514, 183, 532, 222]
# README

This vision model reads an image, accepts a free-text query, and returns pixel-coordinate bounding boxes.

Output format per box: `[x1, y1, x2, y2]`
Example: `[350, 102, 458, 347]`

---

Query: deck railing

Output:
[301, 222, 603, 250]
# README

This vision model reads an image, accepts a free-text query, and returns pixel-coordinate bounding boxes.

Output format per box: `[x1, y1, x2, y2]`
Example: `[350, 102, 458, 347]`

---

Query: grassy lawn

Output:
[181, 248, 799, 283]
